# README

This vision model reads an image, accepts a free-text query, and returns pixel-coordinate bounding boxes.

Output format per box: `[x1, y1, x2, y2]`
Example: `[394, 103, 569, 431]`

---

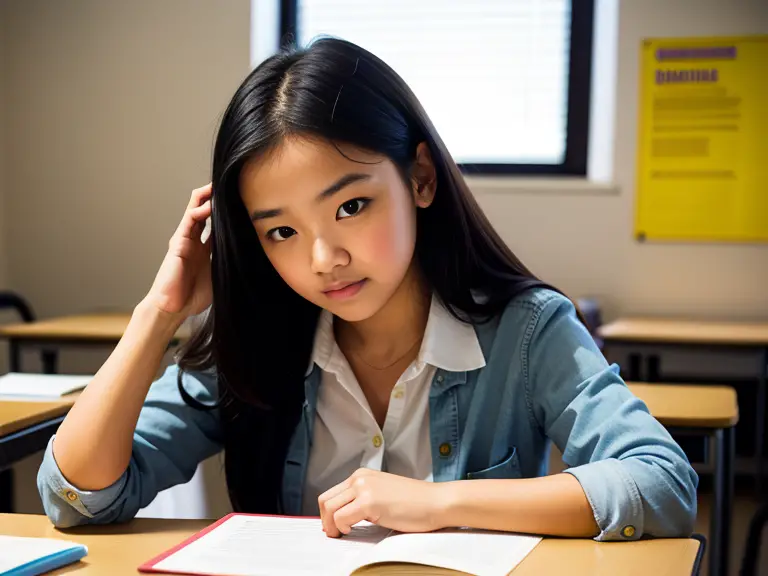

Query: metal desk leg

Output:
[628, 353, 642, 381]
[0, 469, 13, 513]
[710, 426, 734, 576]
[42, 350, 58, 374]
[647, 354, 661, 382]
[757, 348, 768, 495]
[9, 339, 20, 373]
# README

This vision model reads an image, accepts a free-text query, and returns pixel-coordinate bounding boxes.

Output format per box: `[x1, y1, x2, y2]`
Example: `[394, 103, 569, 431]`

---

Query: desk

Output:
[0, 312, 189, 512]
[0, 313, 191, 374]
[599, 317, 768, 488]
[0, 396, 77, 511]
[0, 513, 702, 575]
[629, 383, 738, 576]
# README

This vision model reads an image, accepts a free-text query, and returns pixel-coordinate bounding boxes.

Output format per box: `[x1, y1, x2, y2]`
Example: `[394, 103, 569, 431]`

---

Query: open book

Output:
[140, 514, 541, 576]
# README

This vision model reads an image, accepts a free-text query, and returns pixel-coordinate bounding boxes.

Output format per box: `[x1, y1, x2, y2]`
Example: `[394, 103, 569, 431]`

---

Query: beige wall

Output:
[473, 0, 768, 323]
[4, 0, 250, 321]
[0, 5, 8, 291]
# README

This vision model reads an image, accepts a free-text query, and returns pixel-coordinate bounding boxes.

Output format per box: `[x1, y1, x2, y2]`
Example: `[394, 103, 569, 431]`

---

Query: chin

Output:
[321, 287, 393, 322]
[325, 299, 382, 322]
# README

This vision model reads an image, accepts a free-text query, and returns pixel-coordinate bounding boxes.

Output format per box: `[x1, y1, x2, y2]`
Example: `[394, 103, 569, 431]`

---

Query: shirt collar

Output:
[308, 294, 486, 375]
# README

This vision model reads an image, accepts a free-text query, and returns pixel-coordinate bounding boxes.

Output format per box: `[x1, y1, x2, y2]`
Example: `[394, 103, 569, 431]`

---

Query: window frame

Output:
[279, 0, 594, 176]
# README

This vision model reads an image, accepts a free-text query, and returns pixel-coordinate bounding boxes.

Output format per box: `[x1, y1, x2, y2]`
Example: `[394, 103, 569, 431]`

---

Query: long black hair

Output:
[176, 38, 557, 513]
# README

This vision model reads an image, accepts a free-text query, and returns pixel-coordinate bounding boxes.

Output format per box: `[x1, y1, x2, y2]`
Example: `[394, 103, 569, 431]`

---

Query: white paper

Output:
[0, 535, 86, 571]
[152, 515, 391, 576]
[348, 528, 542, 576]
[151, 516, 541, 576]
[0, 373, 91, 397]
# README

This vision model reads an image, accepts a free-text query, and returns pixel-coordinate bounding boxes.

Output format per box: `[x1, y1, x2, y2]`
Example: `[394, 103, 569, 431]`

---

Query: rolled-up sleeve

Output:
[37, 364, 223, 528]
[524, 295, 698, 541]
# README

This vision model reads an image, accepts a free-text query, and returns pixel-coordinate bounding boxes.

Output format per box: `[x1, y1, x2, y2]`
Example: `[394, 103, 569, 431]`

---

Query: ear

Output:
[411, 142, 437, 208]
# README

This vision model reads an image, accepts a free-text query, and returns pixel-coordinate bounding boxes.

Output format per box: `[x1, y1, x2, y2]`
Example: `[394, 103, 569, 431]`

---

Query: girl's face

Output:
[239, 137, 435, 322]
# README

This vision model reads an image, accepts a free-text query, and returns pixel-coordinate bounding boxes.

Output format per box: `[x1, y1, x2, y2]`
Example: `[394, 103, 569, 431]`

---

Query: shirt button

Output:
[372, 435, 383, 448]
[65, 490, 78, 502]
[392, 387, 404, 399]
[439, 442, 452, 457]
[622, 525, 636, 538]
[436, 375, 444, 383]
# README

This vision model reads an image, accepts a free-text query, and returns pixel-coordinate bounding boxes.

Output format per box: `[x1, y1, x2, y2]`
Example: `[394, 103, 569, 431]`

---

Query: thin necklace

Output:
[350, 337, 422, 371]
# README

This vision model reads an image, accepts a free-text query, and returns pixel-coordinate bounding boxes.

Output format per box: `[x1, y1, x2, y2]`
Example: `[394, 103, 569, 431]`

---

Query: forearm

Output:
[437, 474, 599, 538]
[53, 300, 182, 491]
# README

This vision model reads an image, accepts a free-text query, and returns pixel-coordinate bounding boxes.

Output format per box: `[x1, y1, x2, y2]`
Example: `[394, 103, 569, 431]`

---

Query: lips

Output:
[322, 279, 368, 300]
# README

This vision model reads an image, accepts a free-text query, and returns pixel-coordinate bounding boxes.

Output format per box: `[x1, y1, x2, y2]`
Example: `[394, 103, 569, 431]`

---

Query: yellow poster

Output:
[635, 35, 768, 242]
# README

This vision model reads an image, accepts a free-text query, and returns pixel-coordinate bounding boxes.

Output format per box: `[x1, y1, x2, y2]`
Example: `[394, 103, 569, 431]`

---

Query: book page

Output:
[151, 515, 391, 576]
[0, 536, 85, 571]
[0, 373, 91, 397]
[348, 528, 541, 576]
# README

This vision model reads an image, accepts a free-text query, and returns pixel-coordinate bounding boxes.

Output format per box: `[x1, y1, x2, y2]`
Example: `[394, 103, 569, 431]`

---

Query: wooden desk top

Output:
[0, 313, 190, 343]
[0, 396, 77, 437]
[598, 317, 768, 346]
[628, 383, 739, 428]
[0, 514, 700, 576]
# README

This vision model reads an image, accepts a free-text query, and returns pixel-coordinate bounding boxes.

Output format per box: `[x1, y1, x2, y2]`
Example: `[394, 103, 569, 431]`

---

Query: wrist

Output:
[133, 299, 186, 341]
[432, 481, 463, 530]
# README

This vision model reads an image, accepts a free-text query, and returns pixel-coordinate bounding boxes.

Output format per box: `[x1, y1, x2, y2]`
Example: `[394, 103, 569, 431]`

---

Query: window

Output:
[279, 0, 594, 175]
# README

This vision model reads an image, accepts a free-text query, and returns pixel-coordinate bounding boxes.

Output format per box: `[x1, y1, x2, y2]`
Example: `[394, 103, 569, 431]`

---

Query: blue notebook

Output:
[0, 536, 88, 576]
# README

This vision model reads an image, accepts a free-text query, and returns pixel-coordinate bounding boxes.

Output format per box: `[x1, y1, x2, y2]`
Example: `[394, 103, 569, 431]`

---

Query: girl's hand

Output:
[144, 184, 213, 324]
[318, 469, 447, 537]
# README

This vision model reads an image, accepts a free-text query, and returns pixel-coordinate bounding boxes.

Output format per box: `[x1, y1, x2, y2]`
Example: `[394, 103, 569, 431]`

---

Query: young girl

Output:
[38, 38, 697, 541]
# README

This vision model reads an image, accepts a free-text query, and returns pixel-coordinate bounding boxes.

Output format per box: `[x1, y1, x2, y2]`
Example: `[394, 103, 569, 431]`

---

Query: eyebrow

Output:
[250, 172, 371, 221]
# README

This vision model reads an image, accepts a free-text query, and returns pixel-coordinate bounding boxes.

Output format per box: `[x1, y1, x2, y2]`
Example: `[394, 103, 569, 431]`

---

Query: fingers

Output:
[322, 488, 357, 537]
[187, 183, 212, 210]
[319, 478, 352, 535]
[177, 199, 212, 241]
[333, 498, 368, 536]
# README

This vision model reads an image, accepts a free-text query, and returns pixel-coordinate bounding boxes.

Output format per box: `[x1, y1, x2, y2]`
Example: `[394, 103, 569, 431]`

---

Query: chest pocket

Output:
[466, 447, 522, 480]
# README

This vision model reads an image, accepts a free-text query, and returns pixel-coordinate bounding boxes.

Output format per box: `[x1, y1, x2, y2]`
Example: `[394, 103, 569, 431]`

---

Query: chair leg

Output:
[0, 469, 14, 513]
[740, 503, 768, 576]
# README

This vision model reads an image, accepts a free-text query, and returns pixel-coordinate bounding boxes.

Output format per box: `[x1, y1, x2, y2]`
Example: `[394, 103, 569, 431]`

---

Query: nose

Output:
[310, 235, 350, 275]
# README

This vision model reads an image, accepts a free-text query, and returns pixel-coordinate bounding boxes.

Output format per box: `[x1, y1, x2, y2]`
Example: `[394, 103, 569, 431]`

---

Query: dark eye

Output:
[337, 198, 370, 219]
[267, 226, 296, 242]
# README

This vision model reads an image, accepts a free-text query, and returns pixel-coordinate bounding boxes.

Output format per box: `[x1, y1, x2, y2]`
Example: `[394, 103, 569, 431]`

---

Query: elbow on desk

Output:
[639, 457, 699, 538]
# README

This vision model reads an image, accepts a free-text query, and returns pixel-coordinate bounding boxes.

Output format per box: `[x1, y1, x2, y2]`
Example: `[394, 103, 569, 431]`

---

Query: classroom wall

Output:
[3, 0, 250, 321]
[2, 0, 249, 516]
[0, 7, 8, 291]
[0, 4, 10, 376]
[472, 0, 768, 323]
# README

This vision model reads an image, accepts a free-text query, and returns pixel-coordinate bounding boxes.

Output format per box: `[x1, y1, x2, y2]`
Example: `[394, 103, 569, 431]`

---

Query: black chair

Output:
[740, 503, 768, 576]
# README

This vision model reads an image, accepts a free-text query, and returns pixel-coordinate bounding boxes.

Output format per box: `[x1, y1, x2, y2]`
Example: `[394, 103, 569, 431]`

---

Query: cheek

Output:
[354, 206, 416, 270]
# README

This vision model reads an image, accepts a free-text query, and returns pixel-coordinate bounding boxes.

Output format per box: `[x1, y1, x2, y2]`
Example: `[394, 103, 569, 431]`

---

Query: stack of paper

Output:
[0, 373, 91, 398]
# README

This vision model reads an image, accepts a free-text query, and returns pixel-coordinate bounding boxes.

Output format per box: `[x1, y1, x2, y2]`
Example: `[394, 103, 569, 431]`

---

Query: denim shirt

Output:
[37, 289, 698, 540]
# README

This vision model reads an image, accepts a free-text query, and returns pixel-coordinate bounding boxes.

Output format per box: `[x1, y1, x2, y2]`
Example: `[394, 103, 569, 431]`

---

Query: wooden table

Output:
[0, 513, 703, 575]
[628, 382, 738, 576]
[0, 313, 191, 373]
[0, 312, 189, 515]
[0, 395, 78, 470]
[599, 317, 768, 484]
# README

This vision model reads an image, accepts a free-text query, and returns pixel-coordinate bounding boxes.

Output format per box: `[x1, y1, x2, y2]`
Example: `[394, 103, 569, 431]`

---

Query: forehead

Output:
[239, 137, 390, 203]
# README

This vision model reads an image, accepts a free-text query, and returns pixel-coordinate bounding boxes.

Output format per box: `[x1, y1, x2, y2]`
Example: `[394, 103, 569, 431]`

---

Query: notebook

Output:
[139, 513, 541, 576]
[0, 373, 91, 398]
[0, 536, 88, 576]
